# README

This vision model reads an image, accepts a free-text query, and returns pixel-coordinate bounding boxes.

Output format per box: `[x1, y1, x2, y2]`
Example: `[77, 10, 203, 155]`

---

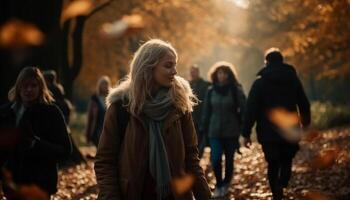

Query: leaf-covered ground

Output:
[2, 127, 349, 200]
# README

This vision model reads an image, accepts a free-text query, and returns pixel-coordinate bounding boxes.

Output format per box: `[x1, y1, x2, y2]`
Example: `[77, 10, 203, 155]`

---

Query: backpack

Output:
[115, 99, 130, 141]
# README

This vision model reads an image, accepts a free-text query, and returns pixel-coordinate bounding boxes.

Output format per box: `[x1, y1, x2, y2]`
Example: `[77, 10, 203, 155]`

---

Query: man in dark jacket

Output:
[242, 48, 311, 200]
[189, 65, 210, 157]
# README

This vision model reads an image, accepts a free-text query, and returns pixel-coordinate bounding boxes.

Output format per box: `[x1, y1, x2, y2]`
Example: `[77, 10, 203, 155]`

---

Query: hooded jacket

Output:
[242, 63, 311, 143]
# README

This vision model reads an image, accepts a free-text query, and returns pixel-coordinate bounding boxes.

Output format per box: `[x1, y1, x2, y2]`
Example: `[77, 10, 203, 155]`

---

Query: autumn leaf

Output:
[100, 14, 144, 38]
[310, 147, 341, 170]
[0, 19, 44, 49]
[268, 107, 302, 142]
[171, 174, 195, 195]
[62, 0, 93, 21]
[269, 107, 300, 129]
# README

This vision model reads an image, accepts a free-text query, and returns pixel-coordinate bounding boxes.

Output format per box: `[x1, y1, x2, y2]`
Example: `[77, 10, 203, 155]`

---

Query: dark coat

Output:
[190, 78, 210, 130]
[0, 102, 72, 195]
[242, 63, 311, 143]
[86, 94, 106, 147]
[48, 84, 71, 123]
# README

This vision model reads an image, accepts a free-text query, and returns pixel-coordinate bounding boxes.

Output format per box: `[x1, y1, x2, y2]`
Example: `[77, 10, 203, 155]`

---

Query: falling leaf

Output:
[268, 107, 302, 142]
[269, 107, 300, 129]
[0, 19, 44, 49]
[62, 0, 93, 21]
[100, 14, 144, 38]
[171, 174, 195, 195]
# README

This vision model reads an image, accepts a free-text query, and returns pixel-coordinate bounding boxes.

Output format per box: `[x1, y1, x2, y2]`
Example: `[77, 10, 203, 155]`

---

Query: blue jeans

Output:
[209, 138, 238, 187]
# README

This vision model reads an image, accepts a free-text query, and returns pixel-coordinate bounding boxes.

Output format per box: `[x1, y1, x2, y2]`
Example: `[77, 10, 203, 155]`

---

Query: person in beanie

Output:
[94, 39, 210, 200]
[189, 65, 210, 158]
[242, 48, 311, 200]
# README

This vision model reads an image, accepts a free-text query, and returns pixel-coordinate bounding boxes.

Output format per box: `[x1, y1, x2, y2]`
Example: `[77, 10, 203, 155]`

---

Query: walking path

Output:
[49, 126, 350, 200]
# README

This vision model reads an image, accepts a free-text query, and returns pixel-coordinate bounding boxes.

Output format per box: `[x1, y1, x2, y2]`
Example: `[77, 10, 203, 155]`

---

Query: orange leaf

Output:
[100, 14, 144, 38]
[62, 0, 93, 21]
[310, 147, 341, 170]
[0, 19, 44, 49]
[171, 174, 195, 195]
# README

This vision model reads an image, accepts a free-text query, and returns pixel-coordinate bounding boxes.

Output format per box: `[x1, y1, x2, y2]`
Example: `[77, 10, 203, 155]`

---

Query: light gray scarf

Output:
[142, 88, 173, 200]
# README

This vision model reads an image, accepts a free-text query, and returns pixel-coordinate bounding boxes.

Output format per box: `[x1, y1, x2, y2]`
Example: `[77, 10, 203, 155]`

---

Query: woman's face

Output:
[153, 51, 177, 88]
[20, 78, 40, 105]
[99, 81, 110, 96]
[217, 69, 228, 84]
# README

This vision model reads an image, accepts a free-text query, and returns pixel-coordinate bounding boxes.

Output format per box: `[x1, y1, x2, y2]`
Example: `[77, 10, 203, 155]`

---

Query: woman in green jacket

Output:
[202, 61, 246, 198]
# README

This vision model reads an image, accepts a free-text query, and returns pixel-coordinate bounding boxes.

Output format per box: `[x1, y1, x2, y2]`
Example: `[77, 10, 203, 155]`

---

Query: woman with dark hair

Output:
[0, 67, 72, 198]
[202, 61, 246, 197]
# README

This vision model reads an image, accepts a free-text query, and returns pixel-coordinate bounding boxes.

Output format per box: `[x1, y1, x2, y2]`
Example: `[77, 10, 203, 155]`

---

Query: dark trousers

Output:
[261, 142, 299, 195]
[209, 138, 237, 187]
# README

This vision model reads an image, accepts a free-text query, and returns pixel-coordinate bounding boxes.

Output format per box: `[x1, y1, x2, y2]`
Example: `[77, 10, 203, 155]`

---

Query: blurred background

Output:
[1, 0, 350, 141]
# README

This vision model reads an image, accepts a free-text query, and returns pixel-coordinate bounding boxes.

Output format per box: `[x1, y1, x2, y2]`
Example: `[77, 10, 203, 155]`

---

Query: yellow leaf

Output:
[62, 0, 93, 21]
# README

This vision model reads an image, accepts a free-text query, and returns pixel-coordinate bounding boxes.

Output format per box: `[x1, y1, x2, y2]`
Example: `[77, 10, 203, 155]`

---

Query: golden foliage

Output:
[248, 0, 350, 77]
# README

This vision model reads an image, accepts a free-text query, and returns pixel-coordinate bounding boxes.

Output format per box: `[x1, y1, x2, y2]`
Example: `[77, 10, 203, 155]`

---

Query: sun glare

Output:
[228, 0, 249, 9]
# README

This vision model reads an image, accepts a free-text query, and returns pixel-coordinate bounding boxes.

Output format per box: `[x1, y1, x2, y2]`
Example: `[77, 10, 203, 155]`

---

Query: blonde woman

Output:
[86, 76, 111, 146]
[94, 39, 210, 200]
[0, 67, 72, 197]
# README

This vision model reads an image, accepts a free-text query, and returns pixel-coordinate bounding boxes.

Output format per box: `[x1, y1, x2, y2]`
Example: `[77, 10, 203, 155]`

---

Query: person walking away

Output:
[242, 48, 311, 200]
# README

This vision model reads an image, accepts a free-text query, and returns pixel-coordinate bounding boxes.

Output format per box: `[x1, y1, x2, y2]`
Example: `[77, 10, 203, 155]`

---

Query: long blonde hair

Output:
[108, 39, 197, 116]
[8, 66, 54, 104]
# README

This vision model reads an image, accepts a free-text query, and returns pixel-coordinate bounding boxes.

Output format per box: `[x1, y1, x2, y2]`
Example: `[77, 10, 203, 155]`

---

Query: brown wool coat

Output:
[94, 95, 210, 200]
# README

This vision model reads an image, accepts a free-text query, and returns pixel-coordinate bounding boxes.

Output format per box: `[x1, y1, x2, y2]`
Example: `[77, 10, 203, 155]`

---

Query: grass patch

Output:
[311, 101, 350, 129]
